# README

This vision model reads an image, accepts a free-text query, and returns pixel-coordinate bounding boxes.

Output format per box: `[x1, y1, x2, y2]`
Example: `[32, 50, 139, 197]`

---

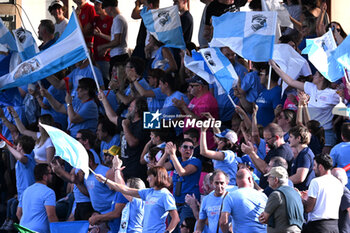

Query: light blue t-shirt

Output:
[330, 142, 350, 189]
[127, 198, 144, 233]
[91, 148, 101, 165]
[222, 187, 267, 233]
[212, 150, 238, 185]
[138, 188, 177, 233]
[100, 134, 121, 161]
[108, 192, 128, 233]
[19, 183, 56, 233]
[15, 153, 35, 201]
[256, 86, 282, 127]
[241, 71, 264, 103]
[85, 164, 115, 214]
[199, 191, 231, 233]
[161, 91, 189, 119]
[67, 97, 98, 137]
[148, 87, 167, 112]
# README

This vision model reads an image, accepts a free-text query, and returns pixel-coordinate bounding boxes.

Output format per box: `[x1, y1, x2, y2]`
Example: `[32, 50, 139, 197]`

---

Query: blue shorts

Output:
[324, 129, 337, 147]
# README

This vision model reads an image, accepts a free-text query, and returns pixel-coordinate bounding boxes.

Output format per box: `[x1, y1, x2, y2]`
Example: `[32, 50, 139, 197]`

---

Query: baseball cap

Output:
[48, 0, 64, 12]
[215, 129, 238, 144]
[187, 75, 209, 86]
[103, 145, 121, 157]
[264, 166, 288, 179]
[102, 0, 118, 8]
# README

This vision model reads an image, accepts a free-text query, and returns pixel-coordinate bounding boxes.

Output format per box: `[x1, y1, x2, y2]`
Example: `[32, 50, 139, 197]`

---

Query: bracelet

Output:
[67, 103, 71, 107]
[104, 178, 108, 184]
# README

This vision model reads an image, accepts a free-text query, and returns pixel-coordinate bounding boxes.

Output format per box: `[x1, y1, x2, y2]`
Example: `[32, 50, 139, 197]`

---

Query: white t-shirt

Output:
[110, 14, 128, 57]
[54, 18, 68, 38]
[307, 174, 343, 221]
[33, 132, 54, 162]
[304, 81, 339, 130]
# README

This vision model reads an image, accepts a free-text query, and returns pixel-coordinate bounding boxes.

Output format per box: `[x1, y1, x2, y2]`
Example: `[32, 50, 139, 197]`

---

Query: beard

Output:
[126, 109, 135, 121]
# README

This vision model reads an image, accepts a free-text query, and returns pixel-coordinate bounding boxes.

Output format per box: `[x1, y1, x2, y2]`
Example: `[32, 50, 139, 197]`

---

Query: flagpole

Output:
[227, 94, 237, 108]
[267, 65, 272, 90]
[72, 7, 101, 93]
[89, 167, 96, 175]
[344, 68, 349, 83]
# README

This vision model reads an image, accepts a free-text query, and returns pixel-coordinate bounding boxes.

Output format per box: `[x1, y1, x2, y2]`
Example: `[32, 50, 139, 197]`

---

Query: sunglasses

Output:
[182, 145, 194, 150]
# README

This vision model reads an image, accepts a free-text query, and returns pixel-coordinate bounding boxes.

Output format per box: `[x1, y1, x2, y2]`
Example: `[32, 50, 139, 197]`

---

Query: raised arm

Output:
[5, 144, 28, 164]
[167, 142, 198, 177]
[269, 59, 304, 91]
[251, 104, 261, 146]
[98, 90, 119, 126]
[241, 141, 268, 174]
[162, 47, 178, 73]
[200, 127, 225, 161]
[0, 107, 18, 136]
[40, 88, 67, 114]
[7, 106, 37, 139]
[65, 93, 84, 124]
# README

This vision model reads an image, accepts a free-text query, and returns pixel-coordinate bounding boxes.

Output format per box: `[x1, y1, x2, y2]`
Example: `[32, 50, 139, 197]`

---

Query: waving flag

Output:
[0, 11, 88, 90]
[141, 5, 186, 49]
[302, 29, 344, 82]
[332, 35, 350, 71]
[210, 11, 277, 62]
[40, 123, 89, 179]
[184, 48, 238, 95]
[12, 28, 39, 61]
[0, 18, 17, 52]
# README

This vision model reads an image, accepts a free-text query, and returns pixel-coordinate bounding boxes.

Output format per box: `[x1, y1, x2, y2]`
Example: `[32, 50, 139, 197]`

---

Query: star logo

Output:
[151, 110, 162, 122]
[143, 110, 162, 129]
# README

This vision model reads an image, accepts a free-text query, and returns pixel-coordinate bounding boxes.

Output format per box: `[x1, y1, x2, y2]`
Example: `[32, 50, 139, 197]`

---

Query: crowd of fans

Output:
[0, 0, 350, 232]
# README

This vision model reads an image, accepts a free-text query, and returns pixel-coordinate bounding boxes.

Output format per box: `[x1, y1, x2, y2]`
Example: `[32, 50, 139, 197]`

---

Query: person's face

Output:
[38, 25, 44, 41]
[173, 0, 186, 11]
[77, 85, 88, 99]
[125, 62, 135, 80]
[313, 161, 320, 177]
[159, 80, 167, 94]
[147, 174, 156, 187]
[263, 131, 276, 149]
[267, 175, 278, 189]
[45, 167, 54, 184]
[150, 132, 158, 144]
[127, 100, 137, 120]
[288, 134, 299, 148]
[231, 118, 240, 133]
[277, 112, 288, 127]
[188, 83, 201, 97]
[104, 154, 113, 165]
[288, 41, 297, 50]
[76, 133, 86, 147]
[213, 173, 228, 197]
[50, 6, 64, 19]
[218, 0, 234, 5]
[96, 123, 106, 141]
[221, 47, 235, 65]
[312, 71, 323, 86]
[148, 75, 158, 88]
[180, 141, 194, 160]
[94, 2, 103, 14]
[180, 220, 190, 233]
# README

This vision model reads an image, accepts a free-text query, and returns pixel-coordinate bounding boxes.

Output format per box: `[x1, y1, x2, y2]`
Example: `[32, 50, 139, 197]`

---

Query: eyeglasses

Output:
[189, 84, 200, 88]
[182, 145, 194, 150]
[180, 224, 189, 228]
[264, 136, 275, 141]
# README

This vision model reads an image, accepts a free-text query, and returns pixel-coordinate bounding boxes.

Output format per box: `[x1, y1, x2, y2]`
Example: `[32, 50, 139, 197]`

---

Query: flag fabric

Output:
[184, 48, 238, 95]
[50, 221, 89, 233]
[14, 223, 37, 233]
[39, 123, 90, 179]
[140, 5, 186, 49]
[332, 35, 350, 71]
[12, 28, 39, 61]
[262, 0, 293, 28]
[0, 18, 17, 52]
[302, 29, 344, 82]
[0, 11, 88, 90]
[210, 11, 277, 62]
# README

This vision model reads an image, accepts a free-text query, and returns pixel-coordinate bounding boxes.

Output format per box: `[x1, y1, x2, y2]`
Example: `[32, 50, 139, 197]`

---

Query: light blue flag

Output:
[12, 28, 39, 61]
[40, 123, 90, 179]
[332, 35, 350, 71]
[302, 29, 344, 82]
[141, 5, 186, 49]
[184, 48, 238, 95]
[0, 11, 88, 90]
[50, 221, 89, 233]
[210, 11, 277, 62]
[0, 18, 17, 52]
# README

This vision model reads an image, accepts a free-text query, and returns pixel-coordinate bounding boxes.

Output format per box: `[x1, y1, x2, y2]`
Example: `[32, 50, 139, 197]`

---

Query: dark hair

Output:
[34, 164, 50, 181]
[314, 153, 333, 171]
[249, 0, 262, 10]
[18, 135, 35, 154]
[289, 125, 311, 145]
[151, 128, 168, 142]
[148, 68, 165, 87]
[306, 120, 325, 146]
[282, 109, 296, 127]
[264, 123, 284, 138]
[78, 129, 96, 148]
[179, 138, 194, 147]
[49, 3, 67, 15]
[184, 128, 199, 142]
[326, 21, 348, 38]
[341, 123, 350, 141]
[87, 149, 95, 164]
[279, 35, 296, 45]
[134, 97, 149, 117]
[147, 166, 170, 188]
[270, 156, 288, 170]
[252, 62, 269, 73]
[98, 117, 117, 137]
[148, 147, 162, 161]
[159, 72, 178, 92]
[183, 217, 196, 232]
[146, 0, 159, 8]
[127, 57, 145, 76]
[40, 19, 55, 35]
[78, 78, 97, 98]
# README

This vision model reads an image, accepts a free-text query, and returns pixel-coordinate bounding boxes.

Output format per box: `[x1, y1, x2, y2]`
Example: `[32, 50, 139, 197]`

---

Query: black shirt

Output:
[181, 11, 193, 43]
[205, 0, 247, 25]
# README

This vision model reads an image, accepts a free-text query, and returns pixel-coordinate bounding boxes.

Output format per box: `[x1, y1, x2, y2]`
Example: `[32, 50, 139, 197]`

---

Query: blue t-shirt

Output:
[68, 65, 104, 97]
[67, 98, 98, 137]
[19, 183, 56, 233]
[241, 71, 264, 103]
[100, 134, 121, 161]
[42, 85, 67, 130]
[199, 191, 231, 233]
[85, 165, 115, 214]
[99, 90, 119, 116]
[91, 148, 101, 165]
[212, 150, 238, 185]
[161, 91, 189, 119]
[1, 106, 27, 142]
[222, 187, 267, 233]
[330, 142, 350, 189]
[290, 147, 315, 191]
[127, 198, 144, 233]
[148, 87, 167, 112]
[108, 192, 128, 233]
[73, 169, 91, 203]
[170, 156, 202, 203]
[15, 153, 35, 201]
[138, 188, 177, 233]
[256, 86, 282, 127]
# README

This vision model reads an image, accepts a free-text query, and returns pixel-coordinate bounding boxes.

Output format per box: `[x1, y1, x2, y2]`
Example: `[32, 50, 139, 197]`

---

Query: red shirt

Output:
[78, 2, 96, 48]
[93, 15, 113, 61]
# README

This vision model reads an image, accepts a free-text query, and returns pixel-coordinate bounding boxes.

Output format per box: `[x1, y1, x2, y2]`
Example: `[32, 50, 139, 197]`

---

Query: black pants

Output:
[302, 219, 339, 233]
[74, 202, 95, 220]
